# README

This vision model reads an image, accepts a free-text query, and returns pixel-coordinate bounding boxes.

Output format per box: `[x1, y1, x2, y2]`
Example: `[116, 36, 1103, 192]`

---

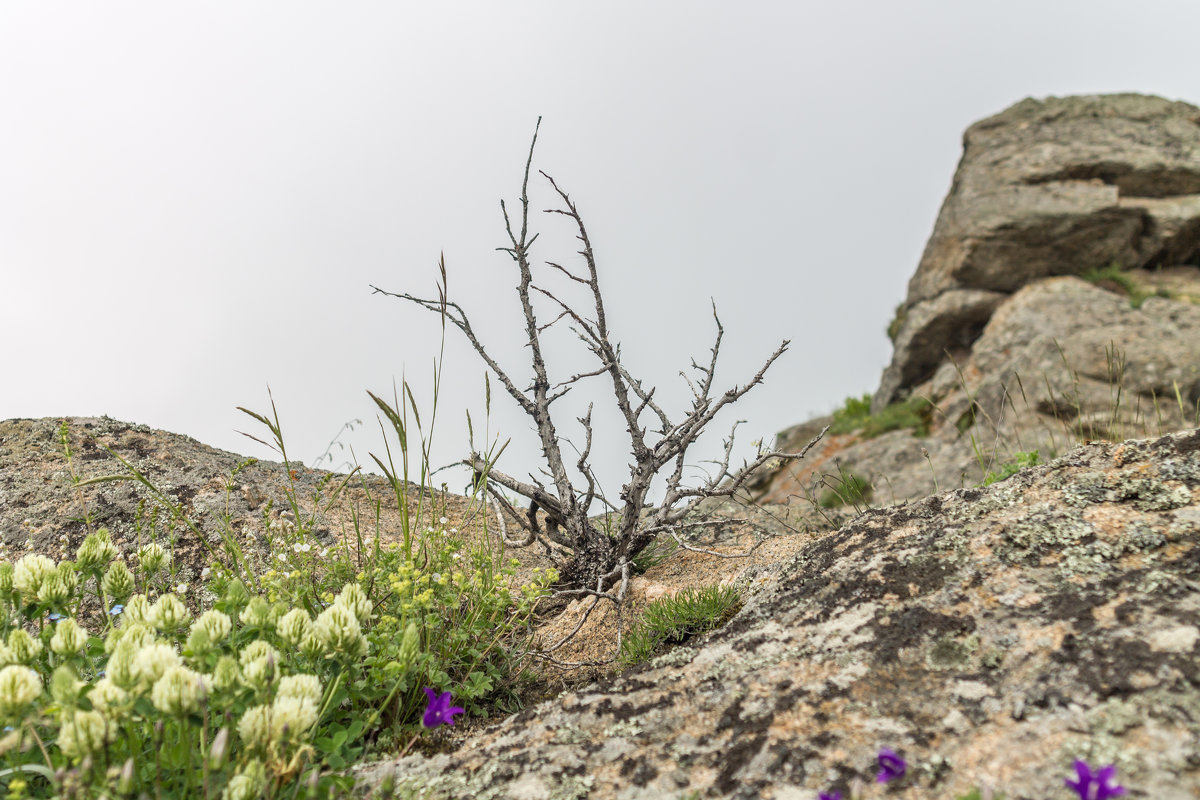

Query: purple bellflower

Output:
[422, 687, 465, 728]
[876, 748, 906, 783]
[1064, 760, 1126, 800]
[818, 793, 841, 800]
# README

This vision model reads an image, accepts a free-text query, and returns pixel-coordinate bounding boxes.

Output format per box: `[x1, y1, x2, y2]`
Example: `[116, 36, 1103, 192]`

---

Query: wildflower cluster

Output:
[0, 499, 551, 799]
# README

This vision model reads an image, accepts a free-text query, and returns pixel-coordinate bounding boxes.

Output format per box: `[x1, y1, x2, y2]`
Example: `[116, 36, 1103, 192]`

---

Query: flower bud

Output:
[7, 630, 42, 665]
[150, 594, 190, 634]
[239, 597, 272, 630]
[397, 622, 420, 668]
[137, 543, 168, 575]
[50, 665, 83, 707]
[50, 618, 88, 656]
[208, 727, 230, 770]
[117, 758, 134, 794]
[223, 579, 249, 611]
[101, 562, 134, 602]
[212, 656, 242, 691]
[0, 562, 15, 599]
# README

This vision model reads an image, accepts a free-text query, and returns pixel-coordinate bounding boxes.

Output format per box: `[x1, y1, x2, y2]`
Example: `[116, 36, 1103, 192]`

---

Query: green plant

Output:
[618, 585, 741, 667]
[817, 470, 873, 509]
[981, 450, 1041, 486]
[0, 354, 555, 799]
[1080, 262, 1173, 309]
[829, 394, 932, 438]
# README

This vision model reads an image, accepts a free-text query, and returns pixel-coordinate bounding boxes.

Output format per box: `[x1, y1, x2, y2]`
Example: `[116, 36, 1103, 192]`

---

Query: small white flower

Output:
[201, 567, 212, 580]
[176, 583, 188, 594]
[439, 517, 448, 525]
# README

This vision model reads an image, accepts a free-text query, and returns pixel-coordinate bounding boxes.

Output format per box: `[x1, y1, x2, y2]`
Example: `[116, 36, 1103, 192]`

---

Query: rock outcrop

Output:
[356, 430, 1200, 799]
[876, 93, 1200, 412]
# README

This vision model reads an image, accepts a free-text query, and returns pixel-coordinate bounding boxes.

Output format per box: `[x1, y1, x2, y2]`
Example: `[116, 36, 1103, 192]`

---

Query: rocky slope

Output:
[356, 429, 1200, 799]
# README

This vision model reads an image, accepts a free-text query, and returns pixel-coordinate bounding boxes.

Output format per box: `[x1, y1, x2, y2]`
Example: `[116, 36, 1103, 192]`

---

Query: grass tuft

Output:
[619, 585, 742, 667]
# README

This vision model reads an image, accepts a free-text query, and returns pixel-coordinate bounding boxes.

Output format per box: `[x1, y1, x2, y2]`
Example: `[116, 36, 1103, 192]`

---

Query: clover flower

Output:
[121, 594, 153, 627]
[0, 642, 15, 668]
[0, 665, 42, 722]
[50, 665, 84, 706]
[50, 618, 88, 656]
[397, 621, 421, 668]
[152, 665, 210, 716]
[334, 582, 373, 624]
[239, 639, 279, 667]
[239, 597, 273, 630]
[37, 568, 74, 606]
[1065, 760, 1126, 800]
[57, 709, 111, 758]
[150, 593, 190, 633]
[75, 530, 117, 571]
[137, 542, 168, 575]
[104, 640, 140, 690]
[275, 608, 313, 647]
[132, 642, 182, 687]
[876, 748, 906, 783]
[107, 622, 157, 656]
[221, 759, 266, 800]
[211, 655, 242, 691]
[315, 602, 366, 658]
[421, 687, 464, 728]
[88, 677, 128, 716]
[196, 609, 232, 643]
[12, 553, 55, 601]
[101, 562, 135, 602]
[277, 674, 322, 704]
[270, 693, 319, 743]
[298, 631, 326, 660]
[7, 630, 42, 665]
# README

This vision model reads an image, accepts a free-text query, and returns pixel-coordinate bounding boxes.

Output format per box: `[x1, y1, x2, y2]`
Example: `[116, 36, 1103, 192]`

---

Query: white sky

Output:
[3, 2, 1199, 500]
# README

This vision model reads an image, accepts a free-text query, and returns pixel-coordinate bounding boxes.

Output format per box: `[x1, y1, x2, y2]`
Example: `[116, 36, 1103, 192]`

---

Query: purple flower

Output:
[819, 793, 841, 800]
[876, 748, 906, 783]
[1064, 760, 1126, 800]
[421, 687, 465, 728]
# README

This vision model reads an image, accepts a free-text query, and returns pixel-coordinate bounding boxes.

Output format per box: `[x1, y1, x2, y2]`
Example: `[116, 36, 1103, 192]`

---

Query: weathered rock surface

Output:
[876, 93, 1200, 411]
[356, 430, 1200, 799]
[754, 274, 1200, 508]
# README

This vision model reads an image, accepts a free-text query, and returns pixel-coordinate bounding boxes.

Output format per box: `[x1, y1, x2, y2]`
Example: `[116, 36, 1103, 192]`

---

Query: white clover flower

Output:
[75, 530, 117, 571]
[137, 542, 168, 575]
[37, 569, 74, 606]
[276, 674, 321, 704]
[88, 677, 128, 716]
[121, 594, 153, 627]
[275, 608, 313, 647]
[239, 597, 272, 629]
[107, 622, 157, 656]
[315, 603, 366, 658]
[0, 642, 15, 669]
[269, 694, 318, 743]
[237, 704, 271, 750]
[12, 553, 55, 601]
[239, 640, 278, 668]
[132, 642, 181, 687]
[298, 632, 325, 661]
[57, 709, 111, 758]
[194, 610, 232, 645]
[241, 657, 277, 693]
[50, 618, 88, 656]
[221, 760, 267, 800]
[150, 593, 190, 633]
[7, 630, 42, 665]
[0, 665, 42, 721]
[151, 665, 210, 716]
[334, 582, 372, 624]
[101, 561, 135, 601]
